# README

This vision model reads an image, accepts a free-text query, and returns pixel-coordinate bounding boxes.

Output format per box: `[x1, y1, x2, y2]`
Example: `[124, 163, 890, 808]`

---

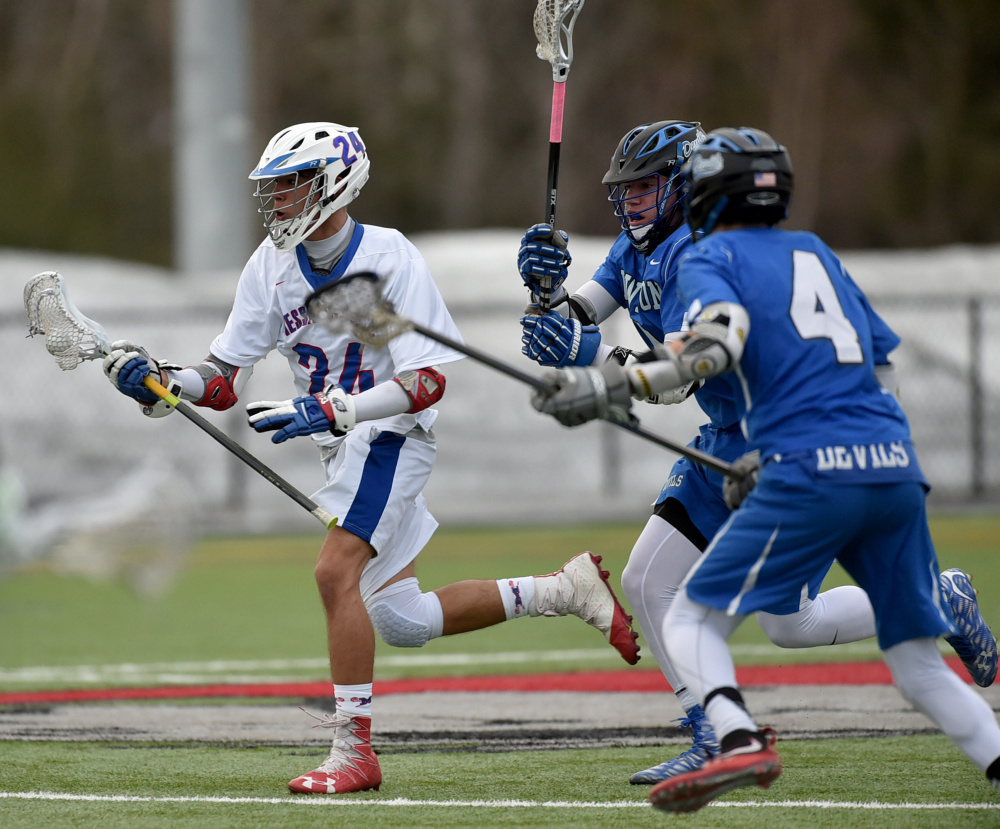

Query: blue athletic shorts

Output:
[655, 421, 748, 542]
[683, 456, 955, 650]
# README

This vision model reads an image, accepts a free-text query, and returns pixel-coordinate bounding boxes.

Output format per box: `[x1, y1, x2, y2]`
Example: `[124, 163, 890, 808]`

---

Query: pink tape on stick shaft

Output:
[549, 81, 566, 143]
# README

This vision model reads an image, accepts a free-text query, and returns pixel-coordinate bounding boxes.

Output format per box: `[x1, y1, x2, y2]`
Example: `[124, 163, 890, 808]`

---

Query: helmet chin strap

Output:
[630, 209, 685, 255]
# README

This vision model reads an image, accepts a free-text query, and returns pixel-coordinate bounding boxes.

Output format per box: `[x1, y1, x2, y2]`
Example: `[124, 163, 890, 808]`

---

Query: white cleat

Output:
[535, 551, 640, 664]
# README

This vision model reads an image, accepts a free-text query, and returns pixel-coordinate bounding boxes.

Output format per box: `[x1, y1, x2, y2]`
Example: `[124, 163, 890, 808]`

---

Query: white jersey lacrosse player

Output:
[102, 121, 640, 796]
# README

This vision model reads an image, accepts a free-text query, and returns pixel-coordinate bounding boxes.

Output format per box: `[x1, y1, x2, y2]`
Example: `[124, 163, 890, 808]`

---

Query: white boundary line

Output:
[1, 791, 997, 810]
[0, 644, 891, 686]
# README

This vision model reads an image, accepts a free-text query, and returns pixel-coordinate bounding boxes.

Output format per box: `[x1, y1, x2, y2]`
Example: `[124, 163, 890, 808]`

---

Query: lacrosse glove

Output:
[520, 310, 601, 367]
[247, 385, 356, 444]
[518, 223, 571, 303]
[722, 450, 762, 510]
[102, 340, 182, 417]
[531, 362, 633, 427]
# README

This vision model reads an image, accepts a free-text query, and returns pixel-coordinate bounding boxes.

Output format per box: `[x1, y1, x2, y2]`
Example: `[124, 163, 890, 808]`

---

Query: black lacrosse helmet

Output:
[602, 120, 706, 253]
[681, 127, 793, 236]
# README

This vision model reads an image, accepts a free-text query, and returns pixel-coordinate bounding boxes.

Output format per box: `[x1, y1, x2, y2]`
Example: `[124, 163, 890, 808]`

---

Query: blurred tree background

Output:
[1, 0, 999, 268]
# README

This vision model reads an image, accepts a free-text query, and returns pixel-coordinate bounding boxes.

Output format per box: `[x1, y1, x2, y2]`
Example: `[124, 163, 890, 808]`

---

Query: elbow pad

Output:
[623, 303, 749, 398]
[688, 301, 749, 370]
[394, 367, 446, 413]
[568, 293, 599, 326]
[192, 357, 252, 411]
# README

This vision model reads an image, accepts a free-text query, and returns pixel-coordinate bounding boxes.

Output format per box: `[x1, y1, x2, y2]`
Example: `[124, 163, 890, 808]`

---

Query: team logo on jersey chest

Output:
[283, 305, 311, 335]
[620, 269, 662, 312]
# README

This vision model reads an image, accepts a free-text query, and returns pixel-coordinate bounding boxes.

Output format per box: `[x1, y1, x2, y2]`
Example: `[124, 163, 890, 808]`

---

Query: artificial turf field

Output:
[1, 515, 999, 827]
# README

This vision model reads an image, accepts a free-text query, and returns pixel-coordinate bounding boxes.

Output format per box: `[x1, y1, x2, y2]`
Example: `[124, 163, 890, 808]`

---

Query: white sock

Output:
[677, 688, 701, 713]
[334, 683, 373, 717]
[496, 577, 536, 620]
[705, 693, 758, 739]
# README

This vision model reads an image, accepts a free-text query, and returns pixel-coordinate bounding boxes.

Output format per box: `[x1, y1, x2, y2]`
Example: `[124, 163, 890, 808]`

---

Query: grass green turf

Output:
[0, 515, 997, 683]
[0, 736, 998, 828]
[1, 516, 999, 827]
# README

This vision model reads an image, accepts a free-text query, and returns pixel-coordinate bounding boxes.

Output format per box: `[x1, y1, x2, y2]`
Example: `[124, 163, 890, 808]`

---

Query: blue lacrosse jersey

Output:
[591, 227, 742, 430]
[678, 228, 922, 485]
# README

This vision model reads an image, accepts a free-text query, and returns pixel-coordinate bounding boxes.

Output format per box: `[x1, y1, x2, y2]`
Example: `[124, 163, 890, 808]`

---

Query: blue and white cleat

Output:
[630, 704, 720, 784]
[940, 568, 998, 688]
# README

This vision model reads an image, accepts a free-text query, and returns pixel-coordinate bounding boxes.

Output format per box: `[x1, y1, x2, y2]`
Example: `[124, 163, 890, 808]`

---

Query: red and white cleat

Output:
[535, 551, 641, 665]
[289, 711, 382, 794]
[648, 727, 781, 813]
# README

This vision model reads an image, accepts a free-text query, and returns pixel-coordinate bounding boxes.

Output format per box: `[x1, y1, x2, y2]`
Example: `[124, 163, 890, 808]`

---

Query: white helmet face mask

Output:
[249, 122, 371, 251]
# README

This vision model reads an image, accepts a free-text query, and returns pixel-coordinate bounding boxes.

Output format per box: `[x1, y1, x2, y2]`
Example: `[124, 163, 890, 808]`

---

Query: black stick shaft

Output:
[143, 377, 337, 529]
[546, 140, 561, 227]
[536, 140, 562, 315]
[407, 321, 735, 477]
[410, 321, 551, 392]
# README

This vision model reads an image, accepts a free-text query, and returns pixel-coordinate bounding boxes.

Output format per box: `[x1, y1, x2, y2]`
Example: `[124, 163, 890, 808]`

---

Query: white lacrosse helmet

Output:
[249, 122, 371, 251]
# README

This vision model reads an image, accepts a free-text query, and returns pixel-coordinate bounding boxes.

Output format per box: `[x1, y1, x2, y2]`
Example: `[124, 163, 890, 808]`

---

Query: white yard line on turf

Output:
[1, 792, 998, 811]
[0, 643, 888, 686]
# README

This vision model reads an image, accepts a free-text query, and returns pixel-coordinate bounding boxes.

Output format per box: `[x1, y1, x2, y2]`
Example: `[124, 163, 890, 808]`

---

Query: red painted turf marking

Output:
[0, 658, 972, 705]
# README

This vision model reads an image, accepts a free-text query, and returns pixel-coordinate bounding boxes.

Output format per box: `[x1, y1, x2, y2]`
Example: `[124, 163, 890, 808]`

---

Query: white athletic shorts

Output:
[313, 423, 439, 604]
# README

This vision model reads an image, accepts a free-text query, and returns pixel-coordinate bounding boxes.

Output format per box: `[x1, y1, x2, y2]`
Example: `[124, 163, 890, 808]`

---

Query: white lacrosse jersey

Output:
[211, 220, 465, 447]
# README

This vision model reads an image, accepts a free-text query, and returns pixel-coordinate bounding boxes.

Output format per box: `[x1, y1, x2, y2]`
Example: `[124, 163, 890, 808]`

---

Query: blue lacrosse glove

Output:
[247, 385, 357, 444]
[521, 310, 601, 367]
[102, 341, 161, 405]
[517, 223, 571, 299]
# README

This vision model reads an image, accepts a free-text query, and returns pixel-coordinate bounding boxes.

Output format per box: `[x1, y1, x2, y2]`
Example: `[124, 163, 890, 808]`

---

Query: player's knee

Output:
[366, 577, 443, 648]
[620, 556, 646, 607]
[756, 611, 809, 649]
[314, 534, 372, 603]
[620, 554, 679, 611]
[313, 558, 343, 602]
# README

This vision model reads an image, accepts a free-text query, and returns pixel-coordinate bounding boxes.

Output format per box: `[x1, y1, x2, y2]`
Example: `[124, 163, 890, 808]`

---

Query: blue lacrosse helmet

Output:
[602, 120, 706, 253]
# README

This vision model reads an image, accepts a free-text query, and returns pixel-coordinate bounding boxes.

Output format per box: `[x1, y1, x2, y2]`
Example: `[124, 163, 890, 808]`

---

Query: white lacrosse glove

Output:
[638, 379, 704, 406]
[531, 362, 633, 427]
[246, 385, 357, 444]
[102, 340, 182, 418]
[722, 450, 762, 510]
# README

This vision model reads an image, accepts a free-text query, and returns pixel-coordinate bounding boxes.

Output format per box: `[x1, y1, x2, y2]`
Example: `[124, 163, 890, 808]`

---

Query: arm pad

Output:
[623, 302, 750, 397]
[394, 366, 446, 413]
[190, 356, 252, 411]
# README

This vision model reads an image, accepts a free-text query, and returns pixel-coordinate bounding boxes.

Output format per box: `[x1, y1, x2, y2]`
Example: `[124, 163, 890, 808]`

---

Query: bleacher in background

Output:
[2, 232, 998, 542]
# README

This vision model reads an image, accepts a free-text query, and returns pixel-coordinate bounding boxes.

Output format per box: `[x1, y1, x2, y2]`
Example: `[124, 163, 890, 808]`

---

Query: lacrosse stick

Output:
[304, 273, 738, 477]
[531, 0, 585, 313]
[23, 271, 337, 530]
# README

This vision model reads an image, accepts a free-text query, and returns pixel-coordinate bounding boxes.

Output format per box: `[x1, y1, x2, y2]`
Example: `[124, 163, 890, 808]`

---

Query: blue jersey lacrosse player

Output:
[518, 120, 929, 786]
[530, 126, 1000, 812]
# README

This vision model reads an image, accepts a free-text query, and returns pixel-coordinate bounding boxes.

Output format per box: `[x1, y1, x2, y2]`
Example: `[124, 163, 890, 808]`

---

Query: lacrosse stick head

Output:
[533, 0, 585, 81]
[305, 272, 411, 348]
[24, 272, 112, 371]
